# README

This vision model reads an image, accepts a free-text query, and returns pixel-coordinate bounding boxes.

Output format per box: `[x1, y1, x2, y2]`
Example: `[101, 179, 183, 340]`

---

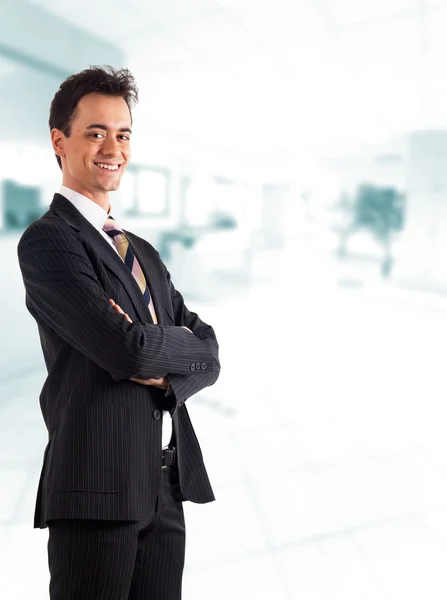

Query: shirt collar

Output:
[59, 185, 111, 232]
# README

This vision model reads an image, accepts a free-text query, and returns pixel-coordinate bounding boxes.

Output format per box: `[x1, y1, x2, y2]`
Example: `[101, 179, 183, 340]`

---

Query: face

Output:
[51, 93, 132, 206]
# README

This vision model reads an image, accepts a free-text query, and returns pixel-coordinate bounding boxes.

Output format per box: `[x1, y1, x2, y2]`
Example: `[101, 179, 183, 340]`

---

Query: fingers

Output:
[109, 299, 132, 323]
[130, 377, 168, 389]
[131, 378, 159, 386]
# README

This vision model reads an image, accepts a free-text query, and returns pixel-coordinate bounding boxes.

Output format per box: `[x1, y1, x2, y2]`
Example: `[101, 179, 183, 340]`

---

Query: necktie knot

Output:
[103, 216, 124, 239]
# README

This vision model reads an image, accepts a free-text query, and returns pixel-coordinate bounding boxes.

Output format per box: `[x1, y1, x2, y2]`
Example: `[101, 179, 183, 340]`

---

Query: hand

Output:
[108, 298, 169, 389]
[130, 376, 169, 389]
[109, 299, 191, 336]
[109, 298, 132, 323]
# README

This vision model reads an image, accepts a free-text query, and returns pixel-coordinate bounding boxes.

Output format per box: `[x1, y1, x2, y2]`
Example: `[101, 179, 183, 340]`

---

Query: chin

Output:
[95, 180, 121, 192]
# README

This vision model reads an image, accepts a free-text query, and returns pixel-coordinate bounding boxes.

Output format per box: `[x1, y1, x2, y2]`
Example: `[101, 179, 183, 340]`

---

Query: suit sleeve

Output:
[17, 221, 219, 382]
[163, 264, 221, 414]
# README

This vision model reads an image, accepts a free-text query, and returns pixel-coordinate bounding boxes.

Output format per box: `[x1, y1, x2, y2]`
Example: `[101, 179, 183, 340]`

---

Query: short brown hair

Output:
[49, 65, 139, 169]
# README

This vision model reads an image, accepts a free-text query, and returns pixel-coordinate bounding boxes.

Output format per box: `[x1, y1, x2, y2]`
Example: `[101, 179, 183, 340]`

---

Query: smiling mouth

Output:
[94, 162, 122, 172]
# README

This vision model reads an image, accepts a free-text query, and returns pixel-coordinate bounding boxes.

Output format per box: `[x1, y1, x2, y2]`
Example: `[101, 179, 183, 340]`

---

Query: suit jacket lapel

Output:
[124, 230, 166, 324]
[49, 193, 159, 324]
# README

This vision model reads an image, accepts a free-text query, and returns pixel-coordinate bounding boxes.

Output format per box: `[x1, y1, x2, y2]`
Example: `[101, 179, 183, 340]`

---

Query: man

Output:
[17, 66, 220, 599]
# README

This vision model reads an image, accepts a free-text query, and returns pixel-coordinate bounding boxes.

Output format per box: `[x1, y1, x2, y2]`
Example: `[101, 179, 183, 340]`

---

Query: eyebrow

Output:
[86, 124, 132, 134]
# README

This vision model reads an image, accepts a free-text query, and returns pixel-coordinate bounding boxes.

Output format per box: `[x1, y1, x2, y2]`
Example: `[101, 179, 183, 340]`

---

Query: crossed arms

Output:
[17, 221, 220, 414]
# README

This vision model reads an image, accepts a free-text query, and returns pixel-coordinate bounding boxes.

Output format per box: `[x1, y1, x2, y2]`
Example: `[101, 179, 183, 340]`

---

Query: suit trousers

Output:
[47, 466, 186, 599]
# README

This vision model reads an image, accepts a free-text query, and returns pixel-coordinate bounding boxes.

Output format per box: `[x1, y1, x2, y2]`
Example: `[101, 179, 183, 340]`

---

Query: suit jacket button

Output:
[190, 363, 196, 371]
[153, 409, 161, 420]
[195, 362, 201, 370]
[201, 362, 207, 370]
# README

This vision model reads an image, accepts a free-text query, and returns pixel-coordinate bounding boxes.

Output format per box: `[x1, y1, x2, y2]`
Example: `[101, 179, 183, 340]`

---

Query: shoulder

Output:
[17, 211, 77, 256]
[125, 229, 163, 262]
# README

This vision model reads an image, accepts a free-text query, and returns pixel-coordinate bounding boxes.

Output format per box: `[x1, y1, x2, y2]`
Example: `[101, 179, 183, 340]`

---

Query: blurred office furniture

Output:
[208, 209, 237, 230]
[158, 229, 197, 263]
[160, 175, 254, 298]
[3, 180, 42, 229]
[160, 211, 243, 299]
[120, 170, 256, 299]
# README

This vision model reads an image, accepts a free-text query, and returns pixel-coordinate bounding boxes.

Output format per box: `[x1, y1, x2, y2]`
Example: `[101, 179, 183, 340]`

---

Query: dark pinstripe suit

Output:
[17, 193, 220, 598]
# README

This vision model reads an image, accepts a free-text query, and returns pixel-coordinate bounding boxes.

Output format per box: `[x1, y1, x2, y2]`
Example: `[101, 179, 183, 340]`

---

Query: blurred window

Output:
[122, 165, 170, 216]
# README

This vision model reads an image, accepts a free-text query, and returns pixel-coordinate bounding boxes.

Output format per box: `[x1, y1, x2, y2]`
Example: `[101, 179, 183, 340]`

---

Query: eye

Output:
[119, 135, 130, 141]
[89, 132, 104, 139]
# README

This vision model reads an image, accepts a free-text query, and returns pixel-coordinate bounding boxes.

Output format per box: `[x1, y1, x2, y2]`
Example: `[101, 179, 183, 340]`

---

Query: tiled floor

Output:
[2, 238, 447, 598]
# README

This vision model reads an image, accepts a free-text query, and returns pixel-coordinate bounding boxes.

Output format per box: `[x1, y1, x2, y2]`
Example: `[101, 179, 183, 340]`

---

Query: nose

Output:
[100, 135, 120, 158]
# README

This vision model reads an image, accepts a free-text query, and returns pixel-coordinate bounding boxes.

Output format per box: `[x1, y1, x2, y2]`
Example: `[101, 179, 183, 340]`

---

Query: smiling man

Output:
[17, 66, 220, 600]
[51, 77, 132, 207]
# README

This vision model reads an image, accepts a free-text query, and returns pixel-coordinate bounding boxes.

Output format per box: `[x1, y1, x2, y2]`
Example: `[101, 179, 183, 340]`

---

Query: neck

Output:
[62, 180, 110, 214]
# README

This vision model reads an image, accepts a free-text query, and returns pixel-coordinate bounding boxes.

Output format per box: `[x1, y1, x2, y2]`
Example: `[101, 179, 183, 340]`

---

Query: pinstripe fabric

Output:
[48, 467, 185, 599]
[17, 193, 220, 530]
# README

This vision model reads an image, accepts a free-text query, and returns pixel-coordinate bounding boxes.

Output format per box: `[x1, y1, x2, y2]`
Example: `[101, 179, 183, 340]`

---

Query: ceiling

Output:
[20, 1, 447, 157]
[0, 56, 18, 77]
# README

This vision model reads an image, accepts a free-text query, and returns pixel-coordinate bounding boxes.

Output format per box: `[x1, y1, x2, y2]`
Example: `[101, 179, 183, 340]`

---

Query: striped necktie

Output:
[103, 216, 158, 324]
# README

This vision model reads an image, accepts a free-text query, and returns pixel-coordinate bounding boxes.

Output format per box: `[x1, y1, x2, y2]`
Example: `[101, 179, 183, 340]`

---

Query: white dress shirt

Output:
[60, 185, 172, 447]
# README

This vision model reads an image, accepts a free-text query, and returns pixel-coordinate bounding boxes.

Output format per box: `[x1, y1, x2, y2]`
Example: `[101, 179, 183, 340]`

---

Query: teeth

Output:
[96, 163, 119, 171]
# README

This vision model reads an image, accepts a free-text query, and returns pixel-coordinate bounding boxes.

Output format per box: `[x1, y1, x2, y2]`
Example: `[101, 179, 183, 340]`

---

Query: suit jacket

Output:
[17, 193, 220, 529]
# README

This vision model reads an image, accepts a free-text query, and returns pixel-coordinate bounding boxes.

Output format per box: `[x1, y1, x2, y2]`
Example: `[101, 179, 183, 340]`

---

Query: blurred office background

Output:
[2, 0, 447, 598]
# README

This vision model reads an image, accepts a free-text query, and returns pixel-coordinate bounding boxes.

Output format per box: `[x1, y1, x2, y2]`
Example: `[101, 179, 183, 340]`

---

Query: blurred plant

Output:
[334, 184, 406, 277]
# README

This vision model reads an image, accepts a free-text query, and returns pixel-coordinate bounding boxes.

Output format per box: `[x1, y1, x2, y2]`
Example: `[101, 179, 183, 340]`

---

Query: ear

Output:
[51, 128, 66, 160]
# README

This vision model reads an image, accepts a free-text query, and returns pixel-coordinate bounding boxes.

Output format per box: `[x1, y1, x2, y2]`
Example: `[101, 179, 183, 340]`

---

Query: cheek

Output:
[66, 142, 82, 163]
[67, 139, 92, 160]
